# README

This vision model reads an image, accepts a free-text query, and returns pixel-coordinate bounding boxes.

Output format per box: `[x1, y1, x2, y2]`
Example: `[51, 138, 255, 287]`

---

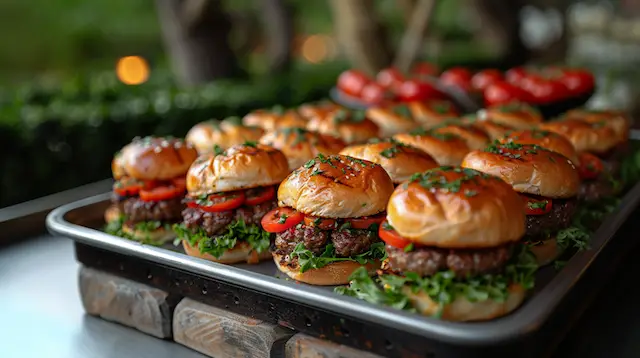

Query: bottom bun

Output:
[272, 253, 380, 286]
[104, 205, 122, 223]
[528, 238, 561, 267]
[122, 223, 175, 244]
[182, 240, 272, 264]
[405, 283, 525, 322]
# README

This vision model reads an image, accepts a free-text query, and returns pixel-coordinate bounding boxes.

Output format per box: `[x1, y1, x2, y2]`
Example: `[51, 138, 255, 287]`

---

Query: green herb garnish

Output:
[291, 241, 387, 273]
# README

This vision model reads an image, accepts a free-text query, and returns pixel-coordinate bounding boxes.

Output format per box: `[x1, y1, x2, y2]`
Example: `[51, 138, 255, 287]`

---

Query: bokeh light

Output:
[300, 34, 337, 64]
[115, 56, 150, 85]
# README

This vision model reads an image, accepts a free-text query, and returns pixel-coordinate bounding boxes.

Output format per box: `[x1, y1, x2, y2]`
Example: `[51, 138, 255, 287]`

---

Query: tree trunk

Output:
[329, 0, 393, 75]
[155, 0, 243, 86]
[260, 0, 295, 74]
[394, 0, 439, 73]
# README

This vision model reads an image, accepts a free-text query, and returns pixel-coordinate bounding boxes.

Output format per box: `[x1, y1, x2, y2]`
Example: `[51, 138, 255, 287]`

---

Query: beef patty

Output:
[525, 198, 578, 238]
[579, 180, 616, 202]
[123, 197, 184, 223]
[181, 200, 276, 237]
[386, 243, 514, 278]
[274, 225, 378, 258]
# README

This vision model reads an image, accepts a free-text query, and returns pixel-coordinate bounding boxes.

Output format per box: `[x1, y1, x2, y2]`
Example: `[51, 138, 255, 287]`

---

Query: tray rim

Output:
[46, 177, 640, 347]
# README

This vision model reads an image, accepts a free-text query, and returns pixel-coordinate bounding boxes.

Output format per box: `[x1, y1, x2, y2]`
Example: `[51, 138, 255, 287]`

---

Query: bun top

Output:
[539, 118, 620, 154]
[386, 167, 525, 248]
[243, 106, 307, 131]
[459, 114, 513, 141]
[564, 108, 630, 144]
[185, 117, 264, 154]
[278, 154, 394, 218]
[259, 127, 346, 170]
[432, 123, 490, 150]
[306, 109, 380, 144]
[339, 139, 439, 184]
[186, 143, 289, 195]
[366, 103, 421, 137]
[112, 136, 198, 181]
[393, 129, 471, 166]
[298, 101, 341, 121]
[480, 102, 543, 129]
[500, 129, 579, 164]
[410, 100, 459, 128]
[461, 142, 580, 198]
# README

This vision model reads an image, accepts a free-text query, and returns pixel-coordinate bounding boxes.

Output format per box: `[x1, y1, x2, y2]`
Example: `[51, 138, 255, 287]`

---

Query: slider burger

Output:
[185, 116, 264, 154]
[366, 102, 422, 137]
[306, 108, 380, 144]
[262, 154, 394, 285]
[106, 136, 198, 244]
[462, 142, 581, 265]
[409, 99, 459, 128]
[259, 127, 346, 170]
[393, 128, 471, 166]
[539, 115, 627, 201]
[479, 102, 543, 130]
[459, 113, 514, 141]
[430, 122, 490, 151]
[500, 129, 579, 165]
[175, 143, 290, 264]
[564, 108, 630, 144]
[298, 100, 341, 121]
[339, 139, 439, 185]
[243, 105, 307, 131]
[380, 167, 533, 321]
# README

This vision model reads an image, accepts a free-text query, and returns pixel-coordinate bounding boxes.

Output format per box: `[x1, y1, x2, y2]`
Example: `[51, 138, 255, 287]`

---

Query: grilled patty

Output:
[122, 197, 184, 223]
[181, 200, 276, 237]
[579, 180, 616, 202]
[274, 225, 378, 258]
[386, 243, 514, 278]
[525, 198, 578, 238]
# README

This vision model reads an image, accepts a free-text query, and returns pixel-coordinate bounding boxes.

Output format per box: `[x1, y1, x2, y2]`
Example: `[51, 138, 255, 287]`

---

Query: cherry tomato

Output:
[139, 185, 185, 202]
[558, 68, 595, 96]
[471, 69, 503, 91]
[347, 212, 386, 230]
[519, 75, 569, 104]
[192, 192, 246, 212]
[505, 67, 529, 86]
[360, 82, 387, 104]
[337, 70, 371, 97]
[376, 67, 404, 90]
[396, 79, 442, 102]
[261, 207, 305, 233]
[303, 216, 337, 230]
[439, 67, 473, 92]
[483, 81, 533, 106]
[521, 195, 553, 215]
[379, 221, 412, 249]
[578, 152, 604, 180]
[244, 186, 276, 206]
[412, 62, 439, 79]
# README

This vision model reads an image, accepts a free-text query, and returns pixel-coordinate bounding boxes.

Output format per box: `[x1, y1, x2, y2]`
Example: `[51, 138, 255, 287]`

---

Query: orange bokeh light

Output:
[116, 56, 150, 85]
[301, 34, 336, 64]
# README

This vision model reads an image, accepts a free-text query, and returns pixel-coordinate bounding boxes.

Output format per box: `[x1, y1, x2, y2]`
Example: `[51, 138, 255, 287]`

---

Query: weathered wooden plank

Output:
[285, 333, 384, 358]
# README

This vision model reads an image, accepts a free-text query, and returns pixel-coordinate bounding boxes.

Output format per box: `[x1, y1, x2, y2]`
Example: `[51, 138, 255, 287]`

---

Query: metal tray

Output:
[47, 168, 640, 358]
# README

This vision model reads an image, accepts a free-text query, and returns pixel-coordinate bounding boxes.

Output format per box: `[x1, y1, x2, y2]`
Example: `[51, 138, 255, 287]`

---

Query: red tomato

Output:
[505, 67, 529, 86]
[519, 75, 569, 104]
[396, 79, 442, 102]
[578, 152, 604, 180]
[172, 178, 186, 191]
[337, 70, 371, 97]
[439, 67, 473, 92]
[245, 186, 276, 206]
[483, 81, 533, 106]
[412, 62, 439, 78]
[347, 213, 386, 230]
[521, 195, 553, 216]
[558, 69, 595, 96]
[471, 69, 503, 91]
[193, 192, 246, 212]
[139, 185, 185, 202]
[360, 82, 387, 104]
[378, 221, 412, 249]
[261, 207, 305, 233]
[376, 67, 404, 89]
[303, 216, 337, 230]
[113, 178, 142, 196]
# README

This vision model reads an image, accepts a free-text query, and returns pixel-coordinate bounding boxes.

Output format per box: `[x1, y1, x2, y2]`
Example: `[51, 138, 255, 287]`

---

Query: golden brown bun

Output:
[122, 223, 175, 244]
[500, 129, 579, 164]
[405, 283, 525, 321]
[185, 117, 264, 154]
[528, 238, 561, 267]
[539, 118, 620, 155]
[339, 141, 438, 184]
[242, 108, 307, 131]
[564, 109, 630, 145]
[366, 103, 421, 137]
[306, 109, 380, 144]
[393, 131, 470, 166]
[298, 101, 341, 121]
[104, 205, 121, 223]
[186, 143, 289, 195]
[112, 136, 198, 181]
[409, 100, 459, 128]
[480, 102, 543, 129]
[273, 253, 380, 285]
[259, 128, 346, 170]
[461, 143, 580, 198]
[459, 114, 513, 141]
[386, 167, 525, 248]
[183, 240, 272, 264]
[278, 154, 394, 218]
[433, 123, 490, 151]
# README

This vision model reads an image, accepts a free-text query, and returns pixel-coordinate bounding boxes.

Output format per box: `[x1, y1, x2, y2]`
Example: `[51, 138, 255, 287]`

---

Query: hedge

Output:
[0, 63, 345, 207]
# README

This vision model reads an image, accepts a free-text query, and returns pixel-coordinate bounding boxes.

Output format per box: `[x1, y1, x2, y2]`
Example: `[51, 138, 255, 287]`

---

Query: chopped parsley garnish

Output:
[409, 167, 489, 193]
[243, 140, 258, 147]
[527, 200, 548, 210]
[393, 104, 413, 119]
[278, 214, 288, 224]
[403, 243, 414, 252]
[213, 144, 225, 155]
